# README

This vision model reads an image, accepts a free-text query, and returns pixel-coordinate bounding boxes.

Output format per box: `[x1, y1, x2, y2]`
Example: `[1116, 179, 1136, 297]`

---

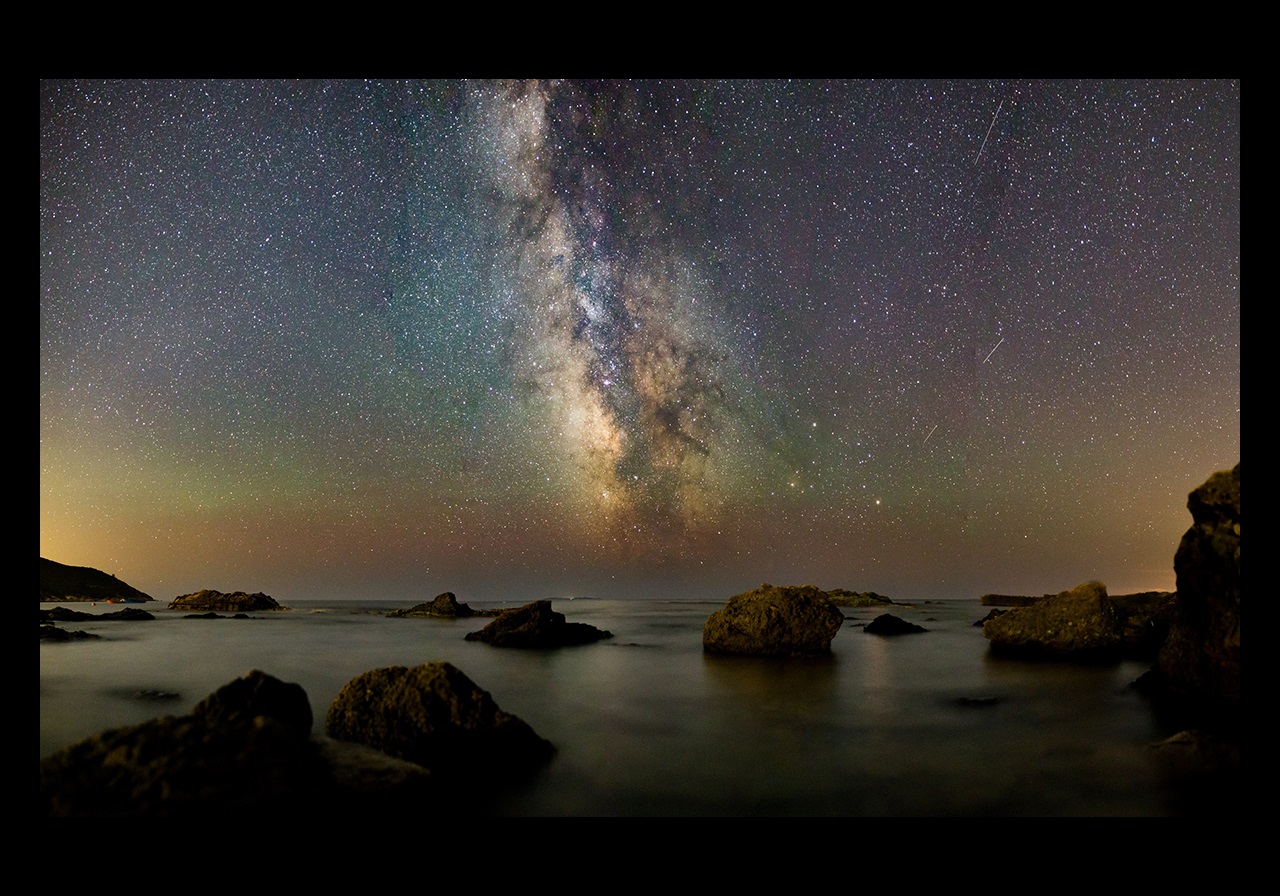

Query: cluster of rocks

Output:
[40, 605, 156, 642]
[701, 584, 928, 656]
[981, 465, 1241, 766]
[40, 665, 553, 817]
[981, 582, 1174, 662]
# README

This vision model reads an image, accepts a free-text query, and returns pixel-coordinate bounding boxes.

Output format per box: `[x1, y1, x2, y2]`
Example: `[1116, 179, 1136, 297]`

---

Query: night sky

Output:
[39, 79, 1240, 603]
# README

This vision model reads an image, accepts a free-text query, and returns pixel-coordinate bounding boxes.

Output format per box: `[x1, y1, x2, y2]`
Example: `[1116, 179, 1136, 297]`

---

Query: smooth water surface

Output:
[40, 597, 1201, 816]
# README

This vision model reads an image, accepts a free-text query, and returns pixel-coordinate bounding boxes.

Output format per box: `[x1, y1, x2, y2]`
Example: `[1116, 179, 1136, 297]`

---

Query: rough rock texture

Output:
[463, 599, 612, 647]
[388, 591, 502, 618]
[1155, 464, 1240, 712]
[863, 613, 927, 635]
[324, 661, 554, 779]
[168, 590, 286, 612]
[982, 581, 1125, 661]
[39, 670, 437, 817]
[702, 584, 845, 656]
[40, 557, 155, 603]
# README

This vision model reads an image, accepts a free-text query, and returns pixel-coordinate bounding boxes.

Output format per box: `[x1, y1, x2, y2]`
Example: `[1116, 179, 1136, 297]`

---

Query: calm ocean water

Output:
[39, 596, 1217, 816]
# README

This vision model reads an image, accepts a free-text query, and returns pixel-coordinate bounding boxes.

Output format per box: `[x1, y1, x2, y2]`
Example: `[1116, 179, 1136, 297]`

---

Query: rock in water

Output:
[1156, 464, 1240, 712]
[863, 613, 927, 635]
[324, 662, 555, 779]
[168, 589, 286, 612]
[387, 591, 493, 618]
[463, 599, 611, 647]
[41, 671, 325, 816]
[702, 583, 845, 656]
[982, 581, 1125, 661]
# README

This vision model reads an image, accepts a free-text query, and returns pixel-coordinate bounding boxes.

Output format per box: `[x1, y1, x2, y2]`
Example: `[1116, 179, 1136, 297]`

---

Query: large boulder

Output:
[324, 662, 554, 780]
[39, 670, 434, 816]
[702, 584, 845, 657]
[464, 599, 612, 647]
[1155, 465, 1240, 713]
[982, 581, 1125, 661]
[168, 590, 286, 612]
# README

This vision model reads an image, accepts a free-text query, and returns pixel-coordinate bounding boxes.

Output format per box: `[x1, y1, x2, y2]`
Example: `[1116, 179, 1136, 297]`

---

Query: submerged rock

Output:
[324, 661, 554, 779]
[464, 599, 612, 647]
[40, 606, 154, 622]
[39, 624, 100, 641]
[982, 581, 1125, 662]
[168, 590, 286, 612]
[702, 583, 845, 657]
[863, 613, 927, 635]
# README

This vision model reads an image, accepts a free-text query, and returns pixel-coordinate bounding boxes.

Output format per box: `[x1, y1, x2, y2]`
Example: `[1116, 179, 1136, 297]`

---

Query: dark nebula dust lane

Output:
[40, 79, 1239, 601]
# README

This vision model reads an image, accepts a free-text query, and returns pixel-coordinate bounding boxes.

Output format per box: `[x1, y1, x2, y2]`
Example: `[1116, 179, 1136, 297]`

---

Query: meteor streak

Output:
[983, 337, 1004, 364]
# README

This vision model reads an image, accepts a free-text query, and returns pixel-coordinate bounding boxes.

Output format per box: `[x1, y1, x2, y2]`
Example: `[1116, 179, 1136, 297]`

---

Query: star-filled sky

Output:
[40, 79, 1240, 603]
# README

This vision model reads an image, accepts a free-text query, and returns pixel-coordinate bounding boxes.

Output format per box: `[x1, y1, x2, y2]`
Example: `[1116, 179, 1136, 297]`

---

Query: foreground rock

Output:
[388, 591, 502, 618]
[703, 584, 845, 657]
[325, 661, 554, 780]
[168, 590, 287, 612]
[982, 581, 1126, 662]
[1148, 464, 1240, 724]
[40, 557, 154, 603]
[40, 670, 435, 816]
[464, 599, 612, 647]
[864, 613, 927, 635]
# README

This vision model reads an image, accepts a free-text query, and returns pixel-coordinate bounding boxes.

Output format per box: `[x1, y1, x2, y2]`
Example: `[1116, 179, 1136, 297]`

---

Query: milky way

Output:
[466, 80, 734, 556]
[40, 79, 1240, 601]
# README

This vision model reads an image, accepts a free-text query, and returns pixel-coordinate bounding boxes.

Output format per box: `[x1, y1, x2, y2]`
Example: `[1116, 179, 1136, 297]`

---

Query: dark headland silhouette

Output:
[39, 557, 154, 603]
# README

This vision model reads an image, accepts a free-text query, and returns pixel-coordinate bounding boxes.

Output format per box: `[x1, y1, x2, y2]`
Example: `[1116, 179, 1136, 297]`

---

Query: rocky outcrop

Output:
[1153, 464, 1240, 717]
[463, 599, 612, 647]
[826, 589, 899, 607]
[41, 606, 155, 622]
[40, 557, 154, 603]
[702, 583, 845, 657]
[168, 590, 286, 612]
[979, 593, 1053, 607]
[324, 662, 554, 780]
[387, 592, 502, 618]
[863, 613, 927, 635]
[40, 670, 436, 817]
[982, 581, 1126, 662]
